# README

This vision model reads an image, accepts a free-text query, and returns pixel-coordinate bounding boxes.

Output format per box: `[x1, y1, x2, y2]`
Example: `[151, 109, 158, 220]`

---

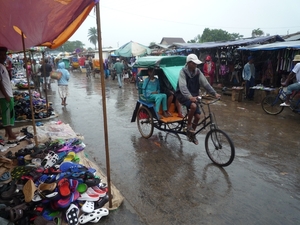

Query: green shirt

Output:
[113, 62, 124, 74]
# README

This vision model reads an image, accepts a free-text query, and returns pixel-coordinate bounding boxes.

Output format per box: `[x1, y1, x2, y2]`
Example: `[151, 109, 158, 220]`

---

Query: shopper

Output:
[280, 55, 300, 106]
[242, 56, 255, 100]
[57, 61, 70, 106]
[113, 58, 124, 88]
[0, 46, 17, 141]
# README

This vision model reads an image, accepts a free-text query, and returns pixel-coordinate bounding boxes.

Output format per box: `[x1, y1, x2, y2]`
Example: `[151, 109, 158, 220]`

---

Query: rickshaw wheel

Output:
[137, 106, 154, 139]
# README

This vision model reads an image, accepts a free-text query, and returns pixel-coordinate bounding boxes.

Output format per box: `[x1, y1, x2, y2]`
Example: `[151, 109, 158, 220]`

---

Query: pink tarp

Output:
[0, 0, 96, 51]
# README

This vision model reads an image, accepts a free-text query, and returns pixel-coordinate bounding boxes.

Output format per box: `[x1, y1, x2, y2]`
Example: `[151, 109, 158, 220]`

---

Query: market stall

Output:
[0, 122, 123, 224]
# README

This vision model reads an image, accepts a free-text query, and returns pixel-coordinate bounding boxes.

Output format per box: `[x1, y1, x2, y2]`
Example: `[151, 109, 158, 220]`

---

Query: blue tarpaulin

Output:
[237, 40, 300, 51]
[177, 35, 284, 49]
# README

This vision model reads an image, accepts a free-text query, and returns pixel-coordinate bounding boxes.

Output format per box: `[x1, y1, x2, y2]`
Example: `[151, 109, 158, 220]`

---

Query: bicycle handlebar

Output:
[197, 96, 220, 105]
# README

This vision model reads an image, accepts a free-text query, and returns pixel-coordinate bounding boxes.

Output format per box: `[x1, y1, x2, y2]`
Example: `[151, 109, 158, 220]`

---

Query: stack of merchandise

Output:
[0, 127, 110, 225]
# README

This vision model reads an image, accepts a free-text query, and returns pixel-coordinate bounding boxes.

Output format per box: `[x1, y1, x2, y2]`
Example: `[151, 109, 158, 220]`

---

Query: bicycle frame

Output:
[132, 97, 220, 136]
[194, 98, 218, 136]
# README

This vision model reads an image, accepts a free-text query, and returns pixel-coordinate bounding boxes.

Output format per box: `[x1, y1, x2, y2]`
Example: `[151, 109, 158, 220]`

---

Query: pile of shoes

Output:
[13, 91, 55, 121]
[0, 136, 110, 225]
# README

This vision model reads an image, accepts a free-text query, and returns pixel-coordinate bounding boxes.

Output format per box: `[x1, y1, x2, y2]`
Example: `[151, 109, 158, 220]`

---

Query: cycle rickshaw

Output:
[131, 56, 235, 167]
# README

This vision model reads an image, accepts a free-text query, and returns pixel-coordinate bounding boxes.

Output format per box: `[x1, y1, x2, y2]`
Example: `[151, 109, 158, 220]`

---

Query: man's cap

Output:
[116, 58, 120, 61]
[248, 56, 253, 61]
[186, 54, 202, 64]
[293, 55, 300, 62]
[0, 46, 8, 52]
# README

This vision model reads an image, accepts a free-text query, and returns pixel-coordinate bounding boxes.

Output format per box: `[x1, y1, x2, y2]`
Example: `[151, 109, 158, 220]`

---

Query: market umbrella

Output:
[0, 0, 96, 51]
[0, 0, 96, 144]
[115, 41, 151, 57]
[0, 0, 118, 209]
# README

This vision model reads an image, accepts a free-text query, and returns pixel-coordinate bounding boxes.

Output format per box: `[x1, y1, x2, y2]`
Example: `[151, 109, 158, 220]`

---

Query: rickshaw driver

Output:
[175, 54, 221, 145]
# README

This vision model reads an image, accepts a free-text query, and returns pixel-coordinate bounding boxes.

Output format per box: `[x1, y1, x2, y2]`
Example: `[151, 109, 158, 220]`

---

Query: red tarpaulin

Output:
[0, 0, 96, 51]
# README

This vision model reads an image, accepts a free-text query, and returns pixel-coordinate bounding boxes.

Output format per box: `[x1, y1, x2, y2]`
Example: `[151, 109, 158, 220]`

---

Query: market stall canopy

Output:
[0, 0, 97, 51]
[174, 35, 285, 50]
[134, 55, 186, 90]
[115, 41, 151, 57]
[237, 40, 300, 51]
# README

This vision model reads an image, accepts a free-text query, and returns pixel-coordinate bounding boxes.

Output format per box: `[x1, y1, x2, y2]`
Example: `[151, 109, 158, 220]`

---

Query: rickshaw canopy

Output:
[134, 56, 186, 90]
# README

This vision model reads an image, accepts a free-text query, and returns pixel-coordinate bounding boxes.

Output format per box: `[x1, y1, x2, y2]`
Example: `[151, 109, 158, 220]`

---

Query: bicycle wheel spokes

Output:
[205, 129, 235, 167]
[137, 106, 154, 139]
[261, 95, 284, 115]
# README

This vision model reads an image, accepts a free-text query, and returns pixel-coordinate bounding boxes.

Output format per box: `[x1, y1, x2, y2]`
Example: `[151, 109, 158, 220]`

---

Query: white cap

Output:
[116, 58, 120, 61]
[186, 54, 202, 64]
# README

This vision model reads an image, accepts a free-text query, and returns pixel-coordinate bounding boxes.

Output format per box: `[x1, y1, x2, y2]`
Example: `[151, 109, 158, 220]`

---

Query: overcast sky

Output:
[69, 0, 300, 49]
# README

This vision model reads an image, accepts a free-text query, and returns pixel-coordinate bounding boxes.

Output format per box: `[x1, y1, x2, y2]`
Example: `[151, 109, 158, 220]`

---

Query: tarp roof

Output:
[0, 0, 96, 51]
[133, 55, 186, 68]
[114, 41, 151, 57]
[284, 34, 300, 41]
[176, 35, 284, 49]
[134, 56, 186, 90]
[237, 40, 300, 51]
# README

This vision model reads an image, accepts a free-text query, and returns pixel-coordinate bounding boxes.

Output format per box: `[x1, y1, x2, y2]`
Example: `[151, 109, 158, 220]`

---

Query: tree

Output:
[188, 34, 201, 43]
[200, 28, 232, 42]
[56, 40, 85, 52]
[88, 27, 98, 50]
[230, 33, 244, 40]
[149, 42, 156, 46]
[251, 28, 264, 37]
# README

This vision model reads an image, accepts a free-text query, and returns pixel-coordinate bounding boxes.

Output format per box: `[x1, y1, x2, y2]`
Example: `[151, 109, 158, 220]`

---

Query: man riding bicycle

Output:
[280, 55, 300, 107]
[175, 54, 221, 145]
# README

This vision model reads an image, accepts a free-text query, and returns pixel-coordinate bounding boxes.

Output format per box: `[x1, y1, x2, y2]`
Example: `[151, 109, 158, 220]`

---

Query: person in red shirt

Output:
[203, 55, 216, 86]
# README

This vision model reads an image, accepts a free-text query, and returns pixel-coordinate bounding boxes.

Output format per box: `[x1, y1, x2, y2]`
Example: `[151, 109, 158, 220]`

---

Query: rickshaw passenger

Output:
[159, 71, 184, 118]
[175, 54, 221, 145]
[143, 68, 172, 119]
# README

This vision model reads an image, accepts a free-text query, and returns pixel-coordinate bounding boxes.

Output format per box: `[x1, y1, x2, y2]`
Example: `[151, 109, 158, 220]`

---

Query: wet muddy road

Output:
[47, 72, 300, 225]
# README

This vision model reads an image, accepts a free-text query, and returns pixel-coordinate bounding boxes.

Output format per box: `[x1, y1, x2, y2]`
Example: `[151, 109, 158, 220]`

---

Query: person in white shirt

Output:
[280, 55, 300, 106]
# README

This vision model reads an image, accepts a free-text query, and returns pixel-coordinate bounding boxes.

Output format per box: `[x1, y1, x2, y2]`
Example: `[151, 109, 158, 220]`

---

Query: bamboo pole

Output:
[95, 2, 112, 208]
[21, 32, 38, 146]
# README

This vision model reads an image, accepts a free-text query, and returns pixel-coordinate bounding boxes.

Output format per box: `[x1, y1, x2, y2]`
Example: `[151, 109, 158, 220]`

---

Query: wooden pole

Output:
[21, 32, 38, 146]
[41, 52, 49, 112]
[95, 2, 112, 208]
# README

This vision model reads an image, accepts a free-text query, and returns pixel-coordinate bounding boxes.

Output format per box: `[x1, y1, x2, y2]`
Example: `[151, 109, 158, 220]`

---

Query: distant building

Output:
[160, 37, 185, 45]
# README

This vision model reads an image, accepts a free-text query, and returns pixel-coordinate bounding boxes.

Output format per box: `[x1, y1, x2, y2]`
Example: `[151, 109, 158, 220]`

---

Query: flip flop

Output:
[86, 187, 106, 198]
[69, 179, 79, 192]
[59, 161, 84, 172]
[16, 135, 27, 141]
[9, 203, 29, 222]
[76, 183, 87, 194]
[57, 178, 70, 197]
[1, 180, 17, 199]
[23, 179, 37, 202]
[63, 151, 76, 162]
[0, 171, 11, 181]
[89, 208, 109, 223]
[94, 194, 109, 209]
[81, 201, 94, 213]
[77, 192, 99, 202]
[65, 203, 79, 225]
[41, 152, 59, 169]
[78, 208, 109, 224]
[57, 190, 79, 208]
